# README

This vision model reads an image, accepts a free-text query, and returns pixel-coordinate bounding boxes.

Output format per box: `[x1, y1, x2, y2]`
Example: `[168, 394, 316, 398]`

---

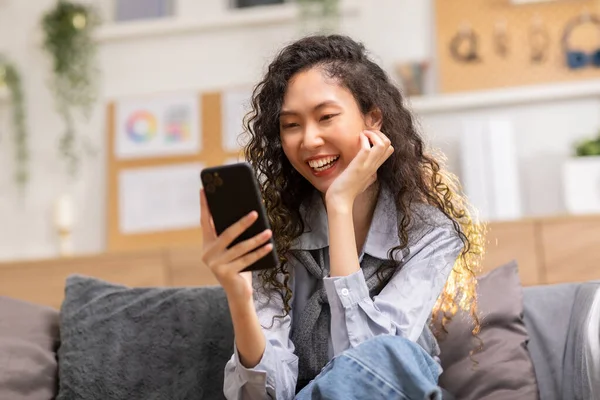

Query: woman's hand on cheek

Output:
[325, 130, 394, 211]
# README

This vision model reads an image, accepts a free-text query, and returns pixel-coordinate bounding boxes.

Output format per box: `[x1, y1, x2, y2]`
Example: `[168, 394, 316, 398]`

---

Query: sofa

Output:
[0, 261, 598, 400]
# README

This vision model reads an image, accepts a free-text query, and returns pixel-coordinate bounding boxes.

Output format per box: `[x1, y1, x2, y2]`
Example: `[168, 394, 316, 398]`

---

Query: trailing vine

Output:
[0, 56, 29, 188]
[41, 0, 100, 178]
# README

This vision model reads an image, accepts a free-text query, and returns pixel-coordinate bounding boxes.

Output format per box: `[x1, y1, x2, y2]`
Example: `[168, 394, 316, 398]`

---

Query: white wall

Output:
[0, 0, 598, 262]
[418, 97, 600, 217]
[0, 0, 105, 261]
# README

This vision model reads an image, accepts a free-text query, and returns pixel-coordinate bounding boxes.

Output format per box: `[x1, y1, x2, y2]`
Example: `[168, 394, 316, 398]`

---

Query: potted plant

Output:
[298, 0, 340, 33]
[563, 131, 600, 215]
[0, 56, 29, 190]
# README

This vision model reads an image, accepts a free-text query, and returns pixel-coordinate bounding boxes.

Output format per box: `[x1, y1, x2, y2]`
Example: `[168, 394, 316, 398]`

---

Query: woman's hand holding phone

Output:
[199, 189, 273, 304]
[200, 188, 270, 368]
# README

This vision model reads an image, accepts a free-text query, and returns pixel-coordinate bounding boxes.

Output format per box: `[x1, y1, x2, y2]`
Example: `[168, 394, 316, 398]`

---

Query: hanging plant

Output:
[298, 0, 340, 33]
[0, 56, 29, 188]
[41, 0, 100, 178]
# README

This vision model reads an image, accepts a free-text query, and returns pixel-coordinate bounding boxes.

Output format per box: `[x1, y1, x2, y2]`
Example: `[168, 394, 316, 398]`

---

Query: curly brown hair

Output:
[243, 34, 485, 338]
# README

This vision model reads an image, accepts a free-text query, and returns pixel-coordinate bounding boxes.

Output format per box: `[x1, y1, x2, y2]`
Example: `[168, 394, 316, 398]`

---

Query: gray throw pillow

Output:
[438, 261, 539, 400]
[0, 296, 60, 400]
[524, 281, 600, 400]
[57, 275, 234, 400]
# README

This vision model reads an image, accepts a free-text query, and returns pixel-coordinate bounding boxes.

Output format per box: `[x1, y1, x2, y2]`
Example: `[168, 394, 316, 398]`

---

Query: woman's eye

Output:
[281, 123, 299, 129]
[321, 114, 338, 121]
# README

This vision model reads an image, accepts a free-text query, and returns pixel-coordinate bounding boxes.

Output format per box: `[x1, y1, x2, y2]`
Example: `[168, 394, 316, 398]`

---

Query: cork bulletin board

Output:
[435, 0, 600, 93]
[106, 91, 247, 252]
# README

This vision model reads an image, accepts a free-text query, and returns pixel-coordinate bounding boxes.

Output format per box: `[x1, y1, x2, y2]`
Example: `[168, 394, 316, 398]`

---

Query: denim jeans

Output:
[295, 335, 443, 400]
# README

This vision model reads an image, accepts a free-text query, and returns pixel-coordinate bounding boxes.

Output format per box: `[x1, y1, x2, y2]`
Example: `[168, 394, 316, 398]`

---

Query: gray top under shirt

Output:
[224, 186, 463, 400]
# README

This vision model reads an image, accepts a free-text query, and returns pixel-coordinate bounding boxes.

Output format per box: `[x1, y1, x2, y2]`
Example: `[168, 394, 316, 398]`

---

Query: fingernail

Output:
[248, 211, 258, 219]
[264, 229, 272, 237]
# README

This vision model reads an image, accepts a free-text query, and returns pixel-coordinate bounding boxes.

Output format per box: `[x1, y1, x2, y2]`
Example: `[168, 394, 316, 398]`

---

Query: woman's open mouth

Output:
[307, 155, 340, 173]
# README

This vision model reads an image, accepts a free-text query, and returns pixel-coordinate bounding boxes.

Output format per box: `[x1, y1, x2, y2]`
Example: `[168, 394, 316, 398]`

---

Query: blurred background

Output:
[0, 0, 599, 285]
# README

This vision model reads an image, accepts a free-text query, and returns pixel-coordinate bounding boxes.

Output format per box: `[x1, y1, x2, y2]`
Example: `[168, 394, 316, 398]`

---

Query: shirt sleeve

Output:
[323, 225, 463, 356]
[223, 274, 298, 400]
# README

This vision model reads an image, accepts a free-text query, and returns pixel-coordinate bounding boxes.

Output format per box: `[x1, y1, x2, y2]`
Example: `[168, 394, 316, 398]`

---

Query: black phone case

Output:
[200, 162, 278, 272]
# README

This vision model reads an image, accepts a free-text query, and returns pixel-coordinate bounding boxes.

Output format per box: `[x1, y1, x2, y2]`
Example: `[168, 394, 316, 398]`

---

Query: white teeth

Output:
[308, 156, 339, 171]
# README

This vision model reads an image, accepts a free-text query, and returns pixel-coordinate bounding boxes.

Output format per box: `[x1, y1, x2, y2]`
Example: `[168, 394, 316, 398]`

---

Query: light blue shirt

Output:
[224, 187, 463, 400]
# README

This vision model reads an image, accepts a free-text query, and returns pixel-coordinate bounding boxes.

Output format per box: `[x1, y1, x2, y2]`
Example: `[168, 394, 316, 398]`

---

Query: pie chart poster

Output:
[115, 93, 201, 160]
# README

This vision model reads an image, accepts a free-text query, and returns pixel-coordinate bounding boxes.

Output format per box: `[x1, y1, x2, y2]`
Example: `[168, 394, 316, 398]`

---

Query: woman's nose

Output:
[301, 123, 325, 150]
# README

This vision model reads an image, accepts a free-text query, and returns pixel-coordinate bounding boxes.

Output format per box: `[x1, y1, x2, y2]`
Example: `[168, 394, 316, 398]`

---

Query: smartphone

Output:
[200, 162, 278, 272]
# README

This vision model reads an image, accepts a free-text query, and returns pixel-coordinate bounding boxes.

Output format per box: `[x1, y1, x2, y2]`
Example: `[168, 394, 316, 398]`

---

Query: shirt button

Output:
[341, 288, 349, 296]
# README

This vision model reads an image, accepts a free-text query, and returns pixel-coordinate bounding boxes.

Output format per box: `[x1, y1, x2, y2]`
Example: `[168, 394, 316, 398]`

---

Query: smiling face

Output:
[279, 67, 376, 194]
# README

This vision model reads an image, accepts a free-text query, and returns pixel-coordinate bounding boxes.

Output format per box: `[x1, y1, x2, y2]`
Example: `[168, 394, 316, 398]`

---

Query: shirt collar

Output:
[289, 185, 400, 260]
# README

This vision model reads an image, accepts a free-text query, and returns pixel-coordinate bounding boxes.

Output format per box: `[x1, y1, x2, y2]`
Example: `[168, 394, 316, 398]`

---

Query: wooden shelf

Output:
[96, 2, 360, 43]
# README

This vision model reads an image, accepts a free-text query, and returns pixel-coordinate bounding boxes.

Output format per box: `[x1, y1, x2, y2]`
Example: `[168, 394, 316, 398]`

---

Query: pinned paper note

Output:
[222, 88, 252, 152]
[118, 163, 203, 234]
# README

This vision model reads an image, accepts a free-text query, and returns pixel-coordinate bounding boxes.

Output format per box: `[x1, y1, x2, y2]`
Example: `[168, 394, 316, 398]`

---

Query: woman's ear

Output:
[365, 108, 383, 130]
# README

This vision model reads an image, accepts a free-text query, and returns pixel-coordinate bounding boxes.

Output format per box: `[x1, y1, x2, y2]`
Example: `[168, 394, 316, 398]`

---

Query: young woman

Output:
[200, 34, 483, 400]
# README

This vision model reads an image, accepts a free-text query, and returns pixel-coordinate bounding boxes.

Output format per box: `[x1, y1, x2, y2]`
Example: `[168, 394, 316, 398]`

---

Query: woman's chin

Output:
[302, 164, 343, 194]
[309, 181, 330, 195]
[307, 173, 337, 194]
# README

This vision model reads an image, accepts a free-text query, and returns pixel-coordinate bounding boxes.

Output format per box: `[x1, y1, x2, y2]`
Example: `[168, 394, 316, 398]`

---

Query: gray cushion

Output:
[438, 261, 539, 400]
[57, 275, 234, 400]
[0, 296, 60, 400]
[524, 281, 600, 400]
[522, 283, 579, 400]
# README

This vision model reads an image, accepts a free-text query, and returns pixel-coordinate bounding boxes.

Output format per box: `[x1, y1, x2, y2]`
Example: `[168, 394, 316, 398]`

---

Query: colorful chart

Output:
[126, 110, 157, 143]
[116, 93, 200, 159]
[164, 105, 191, 143]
